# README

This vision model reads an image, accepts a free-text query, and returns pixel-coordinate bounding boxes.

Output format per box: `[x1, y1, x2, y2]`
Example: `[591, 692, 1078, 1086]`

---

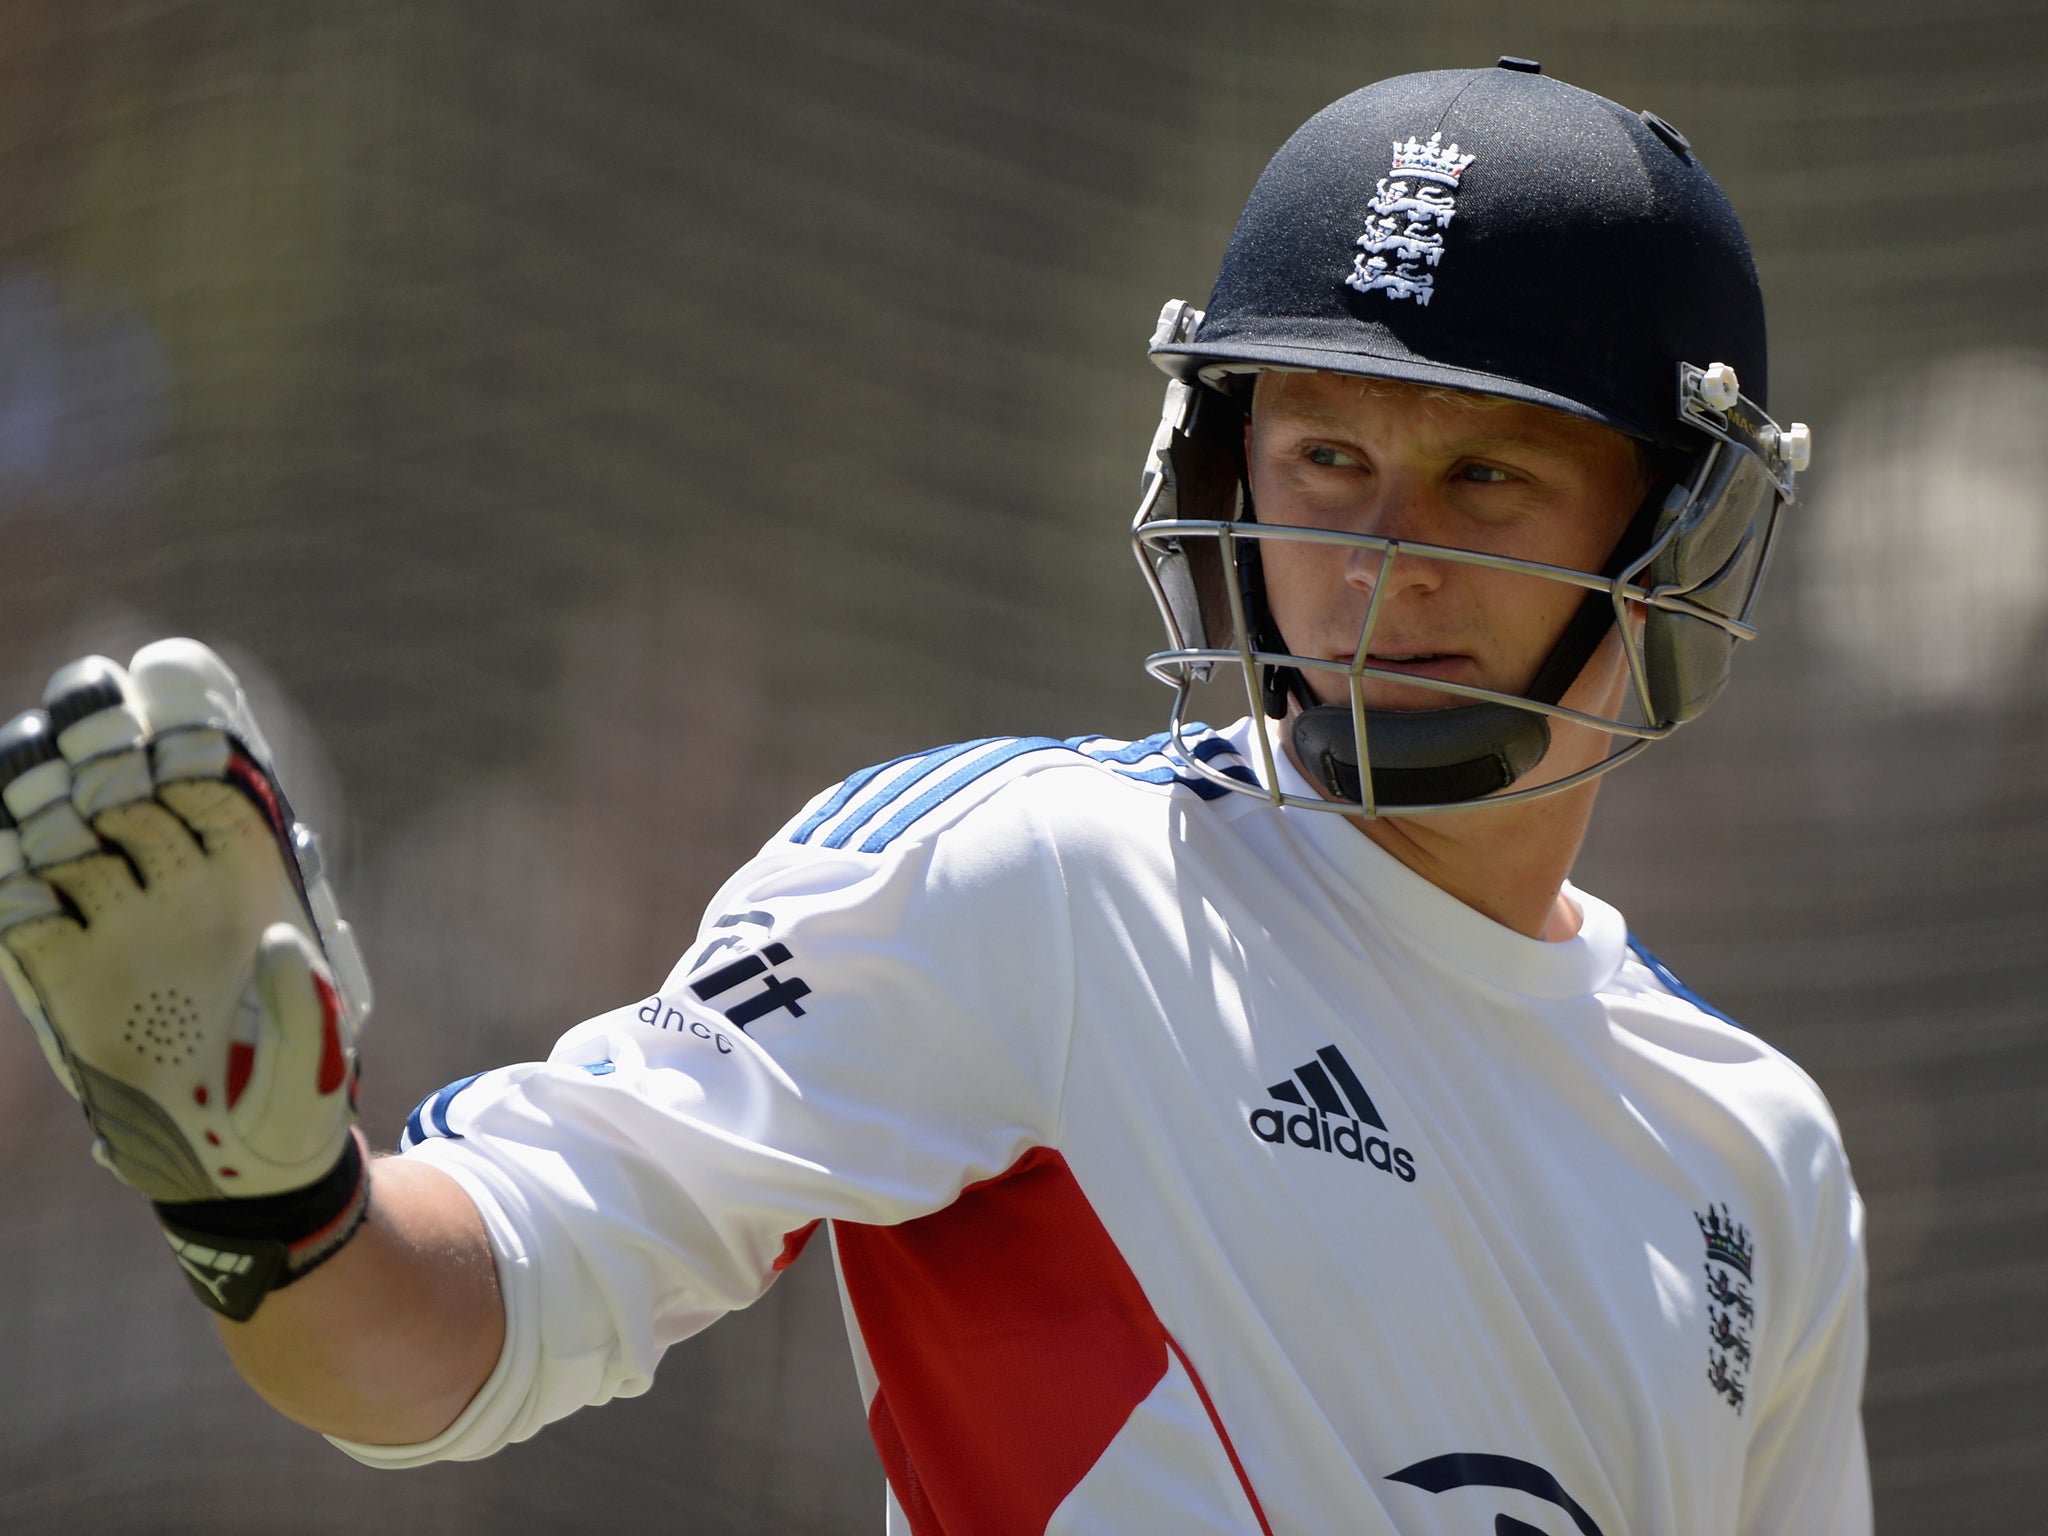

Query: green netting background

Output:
[1, 3, 2044, 1531]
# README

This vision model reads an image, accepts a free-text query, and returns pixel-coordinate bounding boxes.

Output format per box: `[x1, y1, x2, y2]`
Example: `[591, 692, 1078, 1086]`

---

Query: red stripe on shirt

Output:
[833, 1147, 1173, 1535]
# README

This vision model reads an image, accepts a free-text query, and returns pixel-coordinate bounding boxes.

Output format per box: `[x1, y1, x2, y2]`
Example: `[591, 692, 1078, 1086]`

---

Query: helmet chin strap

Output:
[1257, 473, 1672, 811]
[1288, 700, 1552, 808]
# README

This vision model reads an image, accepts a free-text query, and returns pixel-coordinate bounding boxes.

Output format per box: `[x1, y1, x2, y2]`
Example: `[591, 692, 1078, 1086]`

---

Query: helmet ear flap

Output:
[1171, 383, 1310, 719]
[1639, 444, 1786, 725]
[1143, 381, 1249, 660]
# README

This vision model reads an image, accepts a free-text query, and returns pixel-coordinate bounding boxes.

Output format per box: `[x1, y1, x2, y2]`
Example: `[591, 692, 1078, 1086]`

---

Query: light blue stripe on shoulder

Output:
[1072, 725, 1254, 800]
[792, 725, 1247, 857]
[820, 738, 1004, 850]
[791, 747, 934, 844]
[856, 736, 1069, 853]
[1074, 731, 1175, 766]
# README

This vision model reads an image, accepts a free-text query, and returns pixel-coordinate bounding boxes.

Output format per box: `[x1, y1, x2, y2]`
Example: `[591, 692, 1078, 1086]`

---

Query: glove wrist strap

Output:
[152, 1128, 371, 1322]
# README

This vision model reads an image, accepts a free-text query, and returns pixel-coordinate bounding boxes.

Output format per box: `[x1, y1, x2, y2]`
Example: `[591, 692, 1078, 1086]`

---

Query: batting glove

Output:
[0, 640, 373, 1321]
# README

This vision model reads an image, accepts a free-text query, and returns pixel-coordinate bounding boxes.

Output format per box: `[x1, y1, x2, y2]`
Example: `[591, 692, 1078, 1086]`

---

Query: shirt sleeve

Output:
[1738, 1124, 1872, 1535]
[331, 785, 1077, 1467]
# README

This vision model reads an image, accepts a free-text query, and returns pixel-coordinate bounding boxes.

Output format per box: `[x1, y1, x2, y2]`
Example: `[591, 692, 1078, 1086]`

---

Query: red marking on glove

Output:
[204, 1131, 220, 1146]
[226, 1041, 255, 1108]
[192, 1085, 208, 1106]
[313, 971, 346, 1095]
[218, 1167, 239, 1178]
[224, 752, 291, 846]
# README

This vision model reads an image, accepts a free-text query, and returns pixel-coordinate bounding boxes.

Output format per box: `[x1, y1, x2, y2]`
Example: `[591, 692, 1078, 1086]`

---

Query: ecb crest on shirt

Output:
[1697, 1201, 1757, 1413]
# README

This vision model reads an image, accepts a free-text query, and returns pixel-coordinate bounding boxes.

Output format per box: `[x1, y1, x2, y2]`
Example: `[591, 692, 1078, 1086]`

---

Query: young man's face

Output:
[1245, 370, 1650, 717]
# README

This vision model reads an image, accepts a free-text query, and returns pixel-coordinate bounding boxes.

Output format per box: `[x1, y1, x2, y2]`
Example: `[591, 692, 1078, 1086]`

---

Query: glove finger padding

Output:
[134, 638, 372, 1029]
[0, 641, 374, 1316]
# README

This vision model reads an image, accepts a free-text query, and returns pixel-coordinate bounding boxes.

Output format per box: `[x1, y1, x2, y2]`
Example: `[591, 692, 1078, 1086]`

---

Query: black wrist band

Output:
[152, 1128, 371, 1322]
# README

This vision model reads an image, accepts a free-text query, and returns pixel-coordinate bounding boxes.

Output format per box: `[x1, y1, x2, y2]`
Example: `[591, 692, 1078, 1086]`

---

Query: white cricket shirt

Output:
[339, 718, 1869, 1536]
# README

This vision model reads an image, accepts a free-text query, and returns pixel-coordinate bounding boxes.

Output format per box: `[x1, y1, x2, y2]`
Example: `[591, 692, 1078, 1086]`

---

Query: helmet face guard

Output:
[1132, 313, 1810, 815]
[1127, 63, 1809, 816]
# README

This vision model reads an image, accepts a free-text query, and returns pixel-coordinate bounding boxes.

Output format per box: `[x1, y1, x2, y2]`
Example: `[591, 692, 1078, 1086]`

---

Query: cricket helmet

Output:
[1133, 59, 1811, 814]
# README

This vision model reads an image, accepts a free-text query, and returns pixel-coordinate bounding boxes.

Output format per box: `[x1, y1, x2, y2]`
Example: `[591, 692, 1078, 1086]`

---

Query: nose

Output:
[1340, 476, 1449, 598]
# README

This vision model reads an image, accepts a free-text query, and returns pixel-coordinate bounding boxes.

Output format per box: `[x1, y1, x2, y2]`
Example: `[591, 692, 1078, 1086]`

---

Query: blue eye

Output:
[1306, 445, 1354, 467]
[1459, 463, 1514, 484]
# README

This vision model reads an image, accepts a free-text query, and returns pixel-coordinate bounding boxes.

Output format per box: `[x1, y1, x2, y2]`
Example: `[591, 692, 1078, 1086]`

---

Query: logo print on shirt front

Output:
[1697, 1202, 1757, 1413]
[1247, 1044, 1418, 1183]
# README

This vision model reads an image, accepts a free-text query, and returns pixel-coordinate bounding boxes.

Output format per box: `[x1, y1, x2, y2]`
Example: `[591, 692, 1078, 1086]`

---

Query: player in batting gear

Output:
[0, 641, 372, 1321]
[0, 59, 1869, 1536]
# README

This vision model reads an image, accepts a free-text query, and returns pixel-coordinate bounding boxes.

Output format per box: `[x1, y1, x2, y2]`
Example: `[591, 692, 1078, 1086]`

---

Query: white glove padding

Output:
[0, 640, 372, 1232]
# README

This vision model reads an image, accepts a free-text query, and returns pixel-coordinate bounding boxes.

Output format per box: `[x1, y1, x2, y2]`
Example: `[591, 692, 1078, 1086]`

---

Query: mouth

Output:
[1354, 652, 1470, 678]
[1301, 651, 1478, 711]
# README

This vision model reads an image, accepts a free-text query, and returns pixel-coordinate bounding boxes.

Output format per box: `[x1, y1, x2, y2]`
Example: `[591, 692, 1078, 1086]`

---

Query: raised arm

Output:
[0, 641, 498, 1446]
[215, 1155, 503, 1444]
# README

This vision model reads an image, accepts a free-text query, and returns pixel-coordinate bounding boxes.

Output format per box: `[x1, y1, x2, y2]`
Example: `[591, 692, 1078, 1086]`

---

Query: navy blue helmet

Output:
[1133, 60, 1810, 813]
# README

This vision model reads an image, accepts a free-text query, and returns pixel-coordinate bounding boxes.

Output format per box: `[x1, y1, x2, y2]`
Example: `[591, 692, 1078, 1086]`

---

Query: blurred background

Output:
[0, 2, 2042, 1531]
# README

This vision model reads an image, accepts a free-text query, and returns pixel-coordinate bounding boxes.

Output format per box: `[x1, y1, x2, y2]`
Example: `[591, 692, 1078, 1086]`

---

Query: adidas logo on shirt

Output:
[1248, 1045, 1418, 1183]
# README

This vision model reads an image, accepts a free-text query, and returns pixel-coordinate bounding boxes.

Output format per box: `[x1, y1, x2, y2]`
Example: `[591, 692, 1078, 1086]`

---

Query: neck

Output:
[1279, 726, 1599, 941]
